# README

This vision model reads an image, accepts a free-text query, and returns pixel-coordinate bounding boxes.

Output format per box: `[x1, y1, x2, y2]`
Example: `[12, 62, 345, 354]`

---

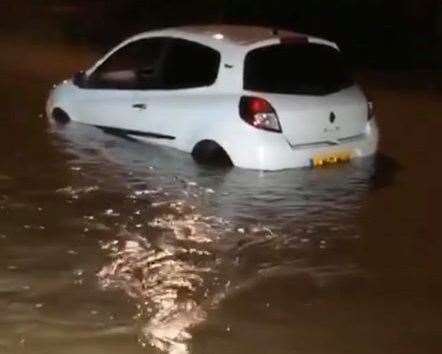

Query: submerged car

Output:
[46, 25, 378, 170]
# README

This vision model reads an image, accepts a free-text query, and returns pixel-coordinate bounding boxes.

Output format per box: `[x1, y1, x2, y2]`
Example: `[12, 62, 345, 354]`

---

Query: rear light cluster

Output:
[239, 96, 282, 133]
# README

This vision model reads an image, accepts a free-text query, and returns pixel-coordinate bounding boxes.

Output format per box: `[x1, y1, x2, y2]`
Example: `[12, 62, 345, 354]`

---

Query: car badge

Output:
[329, 112, 336, 123]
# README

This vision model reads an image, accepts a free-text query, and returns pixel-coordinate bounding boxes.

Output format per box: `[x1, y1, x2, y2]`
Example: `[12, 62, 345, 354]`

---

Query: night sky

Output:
[2, 0, 442, 69]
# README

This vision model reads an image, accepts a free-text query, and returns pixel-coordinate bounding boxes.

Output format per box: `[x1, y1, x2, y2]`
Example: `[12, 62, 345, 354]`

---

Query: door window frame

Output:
[82, 36, 221, 91]
[83, 36, 171, 90]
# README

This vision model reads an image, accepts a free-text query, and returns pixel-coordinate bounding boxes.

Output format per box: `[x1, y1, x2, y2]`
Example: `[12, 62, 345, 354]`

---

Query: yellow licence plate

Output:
[311, 151, 352, 168]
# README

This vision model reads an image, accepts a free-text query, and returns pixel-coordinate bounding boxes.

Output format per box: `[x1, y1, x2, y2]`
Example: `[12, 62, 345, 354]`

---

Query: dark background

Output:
[2, 0, 442, 70]
[0, 2, 441, 354]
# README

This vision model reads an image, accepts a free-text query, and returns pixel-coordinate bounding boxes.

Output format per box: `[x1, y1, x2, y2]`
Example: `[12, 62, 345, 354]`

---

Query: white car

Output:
[47, 25, 378, 170]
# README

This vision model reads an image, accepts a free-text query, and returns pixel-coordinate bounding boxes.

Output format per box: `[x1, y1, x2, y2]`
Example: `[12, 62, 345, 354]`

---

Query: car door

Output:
[74, 37, 168, 131]
[130, 38, 221, 147]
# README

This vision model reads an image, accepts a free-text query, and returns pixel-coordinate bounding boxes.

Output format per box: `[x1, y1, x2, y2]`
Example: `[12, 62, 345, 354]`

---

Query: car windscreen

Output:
[244, 43, 354, 95]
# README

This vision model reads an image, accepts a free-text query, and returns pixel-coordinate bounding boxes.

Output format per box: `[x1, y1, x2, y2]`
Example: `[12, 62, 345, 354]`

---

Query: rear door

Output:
[243, 43, 368, 146]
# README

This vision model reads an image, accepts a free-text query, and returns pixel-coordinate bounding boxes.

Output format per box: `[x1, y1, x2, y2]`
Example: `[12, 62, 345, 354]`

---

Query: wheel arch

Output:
[51, 107, 71, 123]
[191, 139, 233, 166]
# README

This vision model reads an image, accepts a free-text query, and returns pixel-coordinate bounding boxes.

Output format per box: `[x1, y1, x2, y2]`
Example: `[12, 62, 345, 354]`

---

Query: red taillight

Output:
[239, 96, 282, 133]
[250, 97, 271, 113]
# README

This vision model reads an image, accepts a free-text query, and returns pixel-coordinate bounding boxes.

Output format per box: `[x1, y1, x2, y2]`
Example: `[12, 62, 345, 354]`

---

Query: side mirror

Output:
[73, 71, 87, 87]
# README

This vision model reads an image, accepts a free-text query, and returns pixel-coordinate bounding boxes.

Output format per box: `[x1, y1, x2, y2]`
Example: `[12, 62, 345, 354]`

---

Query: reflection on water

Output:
[47, 122, 376, 354]
[2, 33, 441, 352]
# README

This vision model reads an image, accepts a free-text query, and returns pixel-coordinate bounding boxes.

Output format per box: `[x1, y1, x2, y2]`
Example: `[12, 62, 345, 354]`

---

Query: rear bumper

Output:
[228, 119, 379, 171]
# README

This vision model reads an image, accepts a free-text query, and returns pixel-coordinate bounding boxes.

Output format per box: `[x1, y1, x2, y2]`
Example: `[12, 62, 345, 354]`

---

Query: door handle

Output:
[132, 103, 147, 110]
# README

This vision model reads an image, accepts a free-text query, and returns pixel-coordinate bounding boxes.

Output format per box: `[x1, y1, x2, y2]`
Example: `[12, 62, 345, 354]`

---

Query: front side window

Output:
[162, 39, 221, 89]
[84, 37, 220, 90]
[244, 43, 354, 95]
[88, 37, 168, 90]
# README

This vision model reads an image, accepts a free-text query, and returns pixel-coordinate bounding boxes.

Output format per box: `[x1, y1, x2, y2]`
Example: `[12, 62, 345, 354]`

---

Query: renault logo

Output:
[329, 112, 336, 123]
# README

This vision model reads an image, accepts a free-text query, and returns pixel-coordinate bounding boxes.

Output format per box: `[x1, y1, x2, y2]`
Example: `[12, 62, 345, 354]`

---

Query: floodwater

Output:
[1, 35, 441, 354]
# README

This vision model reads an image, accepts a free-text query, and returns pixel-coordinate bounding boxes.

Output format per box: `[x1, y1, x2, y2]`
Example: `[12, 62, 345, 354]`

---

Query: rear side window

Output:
[162, 39, 220, 89]
[244, 43, 353, 95]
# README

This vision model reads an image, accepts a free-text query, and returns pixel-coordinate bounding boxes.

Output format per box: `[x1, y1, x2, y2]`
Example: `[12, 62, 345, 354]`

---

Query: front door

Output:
[76, 36, 169, 133]
[130, 37, 221, 144]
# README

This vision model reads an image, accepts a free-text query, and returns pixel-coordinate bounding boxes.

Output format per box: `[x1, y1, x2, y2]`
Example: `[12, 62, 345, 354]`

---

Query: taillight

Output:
[239, 96, 282, 133]
[367, 100, 375, 121]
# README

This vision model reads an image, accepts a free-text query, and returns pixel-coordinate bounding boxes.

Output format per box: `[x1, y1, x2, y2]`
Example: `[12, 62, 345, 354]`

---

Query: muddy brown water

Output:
[0, 36, 441, 354]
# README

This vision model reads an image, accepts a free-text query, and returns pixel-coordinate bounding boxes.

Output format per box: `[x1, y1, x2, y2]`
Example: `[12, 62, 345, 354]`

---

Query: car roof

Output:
[173, 25, 297, 45]
[133, 24, 337, 50]
[87, 25, 339, 91]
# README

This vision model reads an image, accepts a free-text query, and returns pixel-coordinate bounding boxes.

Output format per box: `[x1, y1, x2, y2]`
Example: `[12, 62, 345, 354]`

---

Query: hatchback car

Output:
[46, 25, 378, 170]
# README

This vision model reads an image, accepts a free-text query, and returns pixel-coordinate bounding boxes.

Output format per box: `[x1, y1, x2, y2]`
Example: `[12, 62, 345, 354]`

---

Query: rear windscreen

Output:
[244, 43, 353, 95]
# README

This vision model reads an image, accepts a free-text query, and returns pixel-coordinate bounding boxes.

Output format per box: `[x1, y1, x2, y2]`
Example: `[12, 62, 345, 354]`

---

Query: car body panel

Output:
[46, 25, 379, 171]
[250, 85, 368, 147]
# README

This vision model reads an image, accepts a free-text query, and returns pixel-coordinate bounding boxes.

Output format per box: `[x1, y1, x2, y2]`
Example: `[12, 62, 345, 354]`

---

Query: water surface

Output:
[0, 36, 441, 354]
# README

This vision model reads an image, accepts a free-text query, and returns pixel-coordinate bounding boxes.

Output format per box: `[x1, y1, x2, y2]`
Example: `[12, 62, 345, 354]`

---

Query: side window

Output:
[162, 39, 220, 89]
[88, 37, 168, 90]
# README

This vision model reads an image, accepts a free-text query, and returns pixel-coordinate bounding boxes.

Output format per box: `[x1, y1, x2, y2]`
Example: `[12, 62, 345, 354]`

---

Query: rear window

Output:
[244, 43, 354, 95]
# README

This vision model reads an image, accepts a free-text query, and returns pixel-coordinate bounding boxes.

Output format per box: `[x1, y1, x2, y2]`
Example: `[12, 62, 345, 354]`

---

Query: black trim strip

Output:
[95, 126, 175, 140]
